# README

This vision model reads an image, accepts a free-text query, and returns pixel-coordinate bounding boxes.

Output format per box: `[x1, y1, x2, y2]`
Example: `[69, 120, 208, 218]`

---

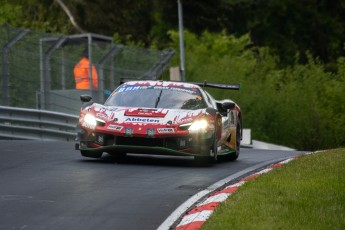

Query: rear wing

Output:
[119, 78, 241, 90]
[189, 81, 241, 90]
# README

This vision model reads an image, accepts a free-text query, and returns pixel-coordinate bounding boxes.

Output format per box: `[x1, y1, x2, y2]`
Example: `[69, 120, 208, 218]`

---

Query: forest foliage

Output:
[168, 31, 345, 150]
[1, 0, 344, 150]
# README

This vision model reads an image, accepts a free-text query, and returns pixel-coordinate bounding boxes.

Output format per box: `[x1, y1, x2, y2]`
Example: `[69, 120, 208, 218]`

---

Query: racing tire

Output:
[80, 150, 103, 158]
[209, 134, 218, 163]
[195, 133, 218, 164]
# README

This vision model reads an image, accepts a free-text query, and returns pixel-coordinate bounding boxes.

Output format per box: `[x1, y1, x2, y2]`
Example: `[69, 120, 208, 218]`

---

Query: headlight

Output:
[188, 119, 208, 133]
[84, 114, 97, 126]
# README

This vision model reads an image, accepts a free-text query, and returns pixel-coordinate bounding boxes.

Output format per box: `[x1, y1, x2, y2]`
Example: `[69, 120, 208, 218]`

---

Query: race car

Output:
[75, 80, 242, 163]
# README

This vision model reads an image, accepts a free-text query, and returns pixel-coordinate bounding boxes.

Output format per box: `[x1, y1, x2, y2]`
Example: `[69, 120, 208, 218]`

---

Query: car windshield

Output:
[104, 84, 207, 110]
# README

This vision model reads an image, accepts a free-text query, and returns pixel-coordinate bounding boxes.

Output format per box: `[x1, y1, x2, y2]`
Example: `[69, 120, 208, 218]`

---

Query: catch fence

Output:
[0, 24, 174, 114]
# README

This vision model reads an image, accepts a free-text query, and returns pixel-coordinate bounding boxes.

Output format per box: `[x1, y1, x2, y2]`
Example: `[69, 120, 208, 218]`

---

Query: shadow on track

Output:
[77, 153, 233, 168]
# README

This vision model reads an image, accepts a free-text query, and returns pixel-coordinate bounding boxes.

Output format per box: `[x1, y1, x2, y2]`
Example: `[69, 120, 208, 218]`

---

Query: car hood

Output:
[90, 103, 206, 125]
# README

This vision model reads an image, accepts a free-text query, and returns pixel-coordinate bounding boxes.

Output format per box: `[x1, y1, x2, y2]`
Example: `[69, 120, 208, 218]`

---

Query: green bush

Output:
[168, 30, 345, 150]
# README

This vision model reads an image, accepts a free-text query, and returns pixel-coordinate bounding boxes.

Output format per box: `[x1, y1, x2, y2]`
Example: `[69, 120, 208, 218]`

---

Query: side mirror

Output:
[80, 95, 92, 103]
[222, 102, 236, 110]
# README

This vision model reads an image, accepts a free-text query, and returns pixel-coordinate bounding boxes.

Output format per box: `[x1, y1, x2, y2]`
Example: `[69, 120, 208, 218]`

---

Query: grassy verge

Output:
[202, 149, 345, 230]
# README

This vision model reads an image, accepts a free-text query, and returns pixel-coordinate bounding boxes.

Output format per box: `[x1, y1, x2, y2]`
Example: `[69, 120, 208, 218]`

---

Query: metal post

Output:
[87, 34, 92, 91]
[141, 49, 175, 80]
[39, 39, 45, 109]
[110, 50, 115, 88]
[42, 36, 66, 110]
[97, 45, 123, 90]
[87, 34, 97, 101]
[61, 48, 66, 90]
[98, 45, 123, 102]
[178, 0, 186, 81]
[2, 29, 29, 106]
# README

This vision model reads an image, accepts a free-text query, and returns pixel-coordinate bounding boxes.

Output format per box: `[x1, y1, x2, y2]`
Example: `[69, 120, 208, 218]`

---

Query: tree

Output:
[54, 0, 84, 33]
[0, 0, 73, 33]
[223, 0, 345, 66]
[2, 0, 345, 67]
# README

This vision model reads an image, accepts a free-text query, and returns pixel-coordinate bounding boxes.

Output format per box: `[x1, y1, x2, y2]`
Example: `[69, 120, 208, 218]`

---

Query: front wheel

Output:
[194, 134, 218, 164]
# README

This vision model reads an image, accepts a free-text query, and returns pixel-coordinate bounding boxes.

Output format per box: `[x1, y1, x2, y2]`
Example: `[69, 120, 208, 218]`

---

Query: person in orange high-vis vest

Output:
[73, 56, 98, 89]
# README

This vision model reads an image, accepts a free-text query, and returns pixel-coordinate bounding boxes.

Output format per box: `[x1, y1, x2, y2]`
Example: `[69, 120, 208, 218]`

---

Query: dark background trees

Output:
[223, 0, 345, 67]
[2, 0, 345, 66]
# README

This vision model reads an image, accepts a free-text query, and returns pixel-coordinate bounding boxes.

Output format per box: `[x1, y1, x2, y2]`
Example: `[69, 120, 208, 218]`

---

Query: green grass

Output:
[202, 149, 345, 230]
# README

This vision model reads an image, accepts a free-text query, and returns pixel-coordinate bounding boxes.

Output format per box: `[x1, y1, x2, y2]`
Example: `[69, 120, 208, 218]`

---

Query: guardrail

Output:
[0, 106, 78, 141]
[0, 106, 253, 145]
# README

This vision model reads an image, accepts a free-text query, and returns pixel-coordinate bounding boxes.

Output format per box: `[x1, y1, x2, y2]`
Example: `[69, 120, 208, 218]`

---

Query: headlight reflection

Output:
[188, 119, 208, 133]
[84, 114, 97, 126]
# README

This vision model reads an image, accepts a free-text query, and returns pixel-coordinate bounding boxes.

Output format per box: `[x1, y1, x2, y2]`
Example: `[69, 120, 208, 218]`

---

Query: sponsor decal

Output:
[96, 113, 108, 121]
[146, 128, 155, 137]
[157, 128, 175, 133]
[107, 125, 123, 131]
[118, 86, 143, 92]
[125, 109, 167, 117]
[124, 127, 133, 136]
[179, 117, 193, 123]
[117, 85, 198, 95]
[125, 117, 160, 123]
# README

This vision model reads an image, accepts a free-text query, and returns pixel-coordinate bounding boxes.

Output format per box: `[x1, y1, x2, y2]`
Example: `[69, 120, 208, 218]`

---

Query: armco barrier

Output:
[0, 106, 254, 144]
[0, 106, 78, 141]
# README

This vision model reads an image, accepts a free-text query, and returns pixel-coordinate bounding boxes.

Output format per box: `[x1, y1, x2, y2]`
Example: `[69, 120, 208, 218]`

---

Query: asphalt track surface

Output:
[0, 140, 302, 230]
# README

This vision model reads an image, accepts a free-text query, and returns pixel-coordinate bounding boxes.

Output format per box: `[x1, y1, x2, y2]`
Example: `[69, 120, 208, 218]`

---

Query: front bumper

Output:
[76, 128, 214, 157]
